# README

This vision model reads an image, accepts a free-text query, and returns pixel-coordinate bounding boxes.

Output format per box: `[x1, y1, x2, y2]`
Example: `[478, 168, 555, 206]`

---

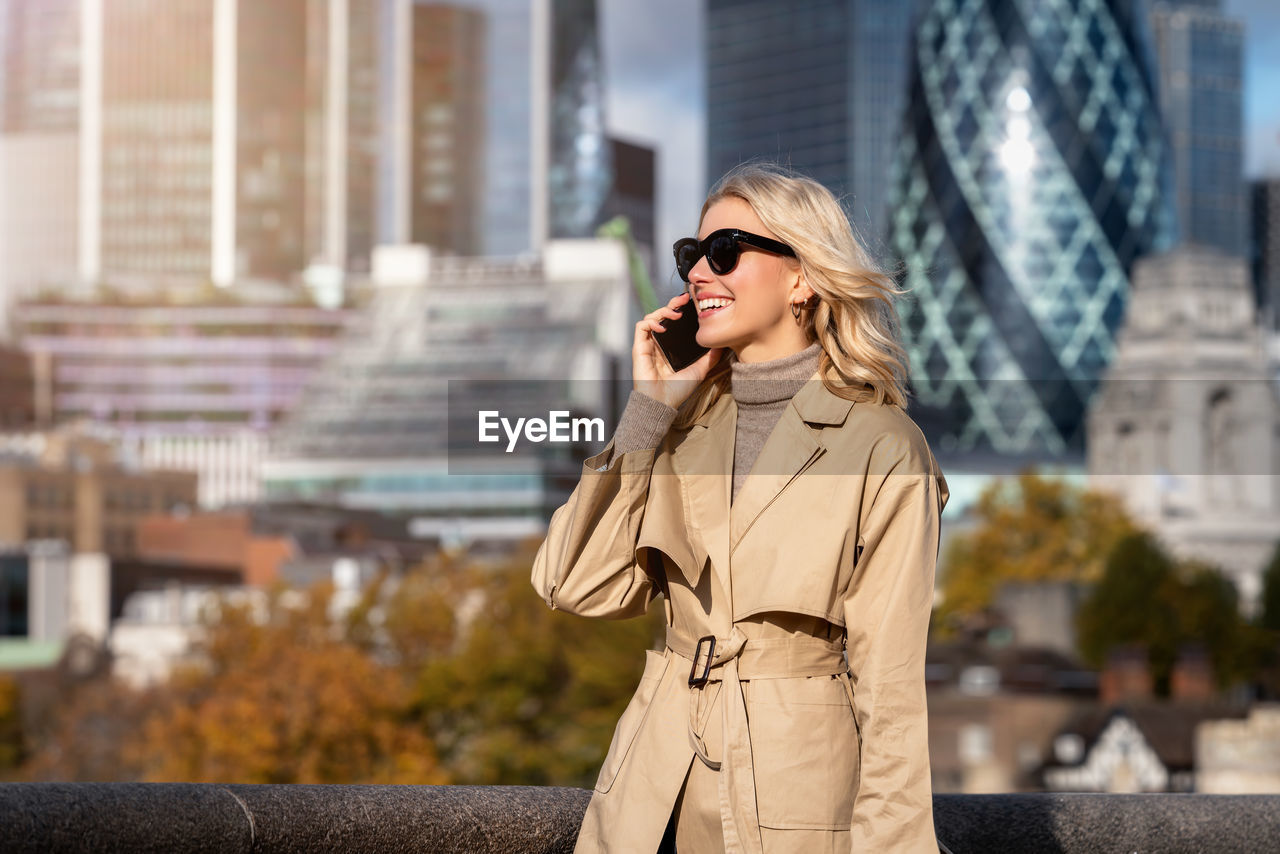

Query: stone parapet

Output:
[2, 784, 1279, 853]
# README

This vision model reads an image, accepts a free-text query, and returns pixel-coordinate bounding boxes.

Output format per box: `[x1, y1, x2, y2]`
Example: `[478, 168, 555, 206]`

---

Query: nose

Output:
[686, 254, 714, 286]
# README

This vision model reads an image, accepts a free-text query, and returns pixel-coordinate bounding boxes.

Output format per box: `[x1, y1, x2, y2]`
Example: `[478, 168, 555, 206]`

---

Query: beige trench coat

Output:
[531, 372, 948, 853]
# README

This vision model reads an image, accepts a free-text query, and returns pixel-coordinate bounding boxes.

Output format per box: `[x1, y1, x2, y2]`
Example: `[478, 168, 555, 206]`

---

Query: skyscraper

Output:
[447, 0, 538, 255]
[1148, 0, 1245, 257]
[408, 4, 486, 254]
[304, 0, 382, 274]
[1250, 179, 1280, 329]
[705, 0, 918, 244]
[1, 0, 80, 133]
[547, 0, 612, 239]
[5, 0, 361, 297]
[446, 0, 613, 255]
[375, 1, 487, 257]
[0, 0, 80, 321]
[599, 136, 658, 278]
[886, 0, 1176, 456]
[75, 0, 310, 289]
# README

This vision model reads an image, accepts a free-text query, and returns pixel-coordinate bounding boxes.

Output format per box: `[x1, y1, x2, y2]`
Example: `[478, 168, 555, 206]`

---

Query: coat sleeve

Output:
[530, 390, 675, 620]
[843, 442, 947, 853]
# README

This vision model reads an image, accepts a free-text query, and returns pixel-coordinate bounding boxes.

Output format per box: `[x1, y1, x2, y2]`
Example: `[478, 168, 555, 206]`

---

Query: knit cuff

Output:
[610, 388, 678, 455]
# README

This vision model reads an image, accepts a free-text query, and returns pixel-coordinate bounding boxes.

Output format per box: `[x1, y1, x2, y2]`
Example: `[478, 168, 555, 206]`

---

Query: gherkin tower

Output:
[887, 0, 1176, 456]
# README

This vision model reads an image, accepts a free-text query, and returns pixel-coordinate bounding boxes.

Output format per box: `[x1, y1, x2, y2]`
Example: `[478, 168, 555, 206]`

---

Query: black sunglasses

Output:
[672, 228, 796, 282]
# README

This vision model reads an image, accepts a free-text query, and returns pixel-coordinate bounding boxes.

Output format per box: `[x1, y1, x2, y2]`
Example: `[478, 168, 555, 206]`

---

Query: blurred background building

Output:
[1087, 245, 1280, 612]
[599, 137, 657, 274]
[706, 0, 918, 247]
[0, 0, 81, 328]
[1148, 0, 1246, 259]
[90, 0, 310, 289]
[9, 292, 359, 508]
[1254, 178, 1280, 328]
[405, 4, 486, 253]
[264, 238, 632, 548]
[886, 0, 1177, 459]
[304, 0, 382, 275]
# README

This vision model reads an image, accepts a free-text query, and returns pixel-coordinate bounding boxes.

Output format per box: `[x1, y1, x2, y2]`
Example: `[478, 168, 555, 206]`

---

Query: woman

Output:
[532, 163, 948, 853]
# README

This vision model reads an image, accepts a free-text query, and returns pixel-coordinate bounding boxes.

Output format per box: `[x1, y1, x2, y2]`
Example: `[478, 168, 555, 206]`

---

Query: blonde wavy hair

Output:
[672, 162, 912, 430]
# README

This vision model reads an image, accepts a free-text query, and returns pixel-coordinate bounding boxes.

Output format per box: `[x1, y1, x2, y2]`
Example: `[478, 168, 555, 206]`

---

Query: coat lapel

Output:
[673, 371, 858, 601]
[671, 391, 734, 599]
[728, 372, 856, 553]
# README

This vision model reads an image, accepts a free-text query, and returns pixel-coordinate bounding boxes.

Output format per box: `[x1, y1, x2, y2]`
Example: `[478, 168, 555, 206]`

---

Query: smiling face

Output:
[684, 196, 812, 363]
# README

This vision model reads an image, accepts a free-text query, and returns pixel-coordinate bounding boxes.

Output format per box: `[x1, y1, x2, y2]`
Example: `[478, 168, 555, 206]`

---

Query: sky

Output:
[601, 0, 1280, 294]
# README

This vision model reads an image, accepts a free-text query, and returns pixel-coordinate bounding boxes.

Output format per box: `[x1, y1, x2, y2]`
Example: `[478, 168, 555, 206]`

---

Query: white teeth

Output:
[698, 297, 733, 311]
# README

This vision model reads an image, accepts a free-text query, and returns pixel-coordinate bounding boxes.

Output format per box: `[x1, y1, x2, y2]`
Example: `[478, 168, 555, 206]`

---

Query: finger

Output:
[634, 320, 656, 352]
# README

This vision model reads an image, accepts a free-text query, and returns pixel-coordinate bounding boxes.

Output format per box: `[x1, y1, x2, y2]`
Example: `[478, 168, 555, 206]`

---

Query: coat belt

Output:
[663, 625, 851, 854]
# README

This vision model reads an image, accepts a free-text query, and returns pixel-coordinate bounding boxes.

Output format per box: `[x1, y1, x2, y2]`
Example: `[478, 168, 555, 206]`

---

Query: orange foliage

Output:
[130, 584, 447, 784]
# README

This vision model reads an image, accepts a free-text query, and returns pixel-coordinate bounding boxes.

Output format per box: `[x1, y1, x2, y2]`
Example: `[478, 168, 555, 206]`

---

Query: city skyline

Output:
[602, 0, 1280, 285]
[1, 0, 1275, 286]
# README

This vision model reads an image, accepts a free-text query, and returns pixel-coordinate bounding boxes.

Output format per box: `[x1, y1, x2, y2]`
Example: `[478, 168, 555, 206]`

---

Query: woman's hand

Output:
[632, 292, 723, 410]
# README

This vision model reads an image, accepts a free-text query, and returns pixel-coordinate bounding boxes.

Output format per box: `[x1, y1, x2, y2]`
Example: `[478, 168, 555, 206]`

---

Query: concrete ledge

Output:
[2, 784, 1279, 853]
[932, 793, 1280, 853]
[0, 784, 592, 854]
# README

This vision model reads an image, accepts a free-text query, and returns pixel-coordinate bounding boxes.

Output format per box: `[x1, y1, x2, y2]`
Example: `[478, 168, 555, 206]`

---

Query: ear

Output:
[789, 272, 815, 305]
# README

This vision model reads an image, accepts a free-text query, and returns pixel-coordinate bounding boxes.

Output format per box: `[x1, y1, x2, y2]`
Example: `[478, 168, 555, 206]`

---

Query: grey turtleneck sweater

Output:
[606, 340, 822, 504]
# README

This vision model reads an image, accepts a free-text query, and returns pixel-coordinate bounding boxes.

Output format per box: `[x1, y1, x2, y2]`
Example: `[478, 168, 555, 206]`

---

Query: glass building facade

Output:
[1, 0, 80, 133]
[0, 0, 81, 305]
[886, 0, 1176, 456]
[1253, 179, 1280, 328]
[428, 0, 612, 255]
[410, 4, 486, 254]
[100, 0, 217, 280]
[344, 0, 380, 270]
[1148, 0, 1245, 258]
[97, 0, 309, 286]
[304, 0, 381, 273]
[445, 0, 534, 256]
[547, 0, 612, 239]
[235, 1, 309, 279]
[706, 0, 918, 243]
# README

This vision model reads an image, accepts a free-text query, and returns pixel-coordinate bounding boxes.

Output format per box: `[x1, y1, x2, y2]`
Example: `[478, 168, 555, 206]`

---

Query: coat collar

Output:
[672, 371, 856, 600]
[689, 369, 856, 429]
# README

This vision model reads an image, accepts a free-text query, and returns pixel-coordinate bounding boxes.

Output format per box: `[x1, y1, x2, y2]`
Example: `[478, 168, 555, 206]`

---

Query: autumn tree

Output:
[1258, 541, 1280, 633]
[0, 676, 24, 776]
[130, 583, 446, 784]
[20, 672, 158, 782]
[1075, 532, 1257, 695]
[1250, 541, 1280, 699]
[405, 538, 666, 787]
[936, 471, 1138, 631]
[18, 539, 669, 787]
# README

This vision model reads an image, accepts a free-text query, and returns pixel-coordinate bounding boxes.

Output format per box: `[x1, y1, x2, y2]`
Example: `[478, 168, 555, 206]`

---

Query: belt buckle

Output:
[688, 635, 716, 687]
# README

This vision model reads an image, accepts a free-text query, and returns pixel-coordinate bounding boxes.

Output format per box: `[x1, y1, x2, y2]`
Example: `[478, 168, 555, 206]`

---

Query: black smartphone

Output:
[653, 296, 709, 373]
